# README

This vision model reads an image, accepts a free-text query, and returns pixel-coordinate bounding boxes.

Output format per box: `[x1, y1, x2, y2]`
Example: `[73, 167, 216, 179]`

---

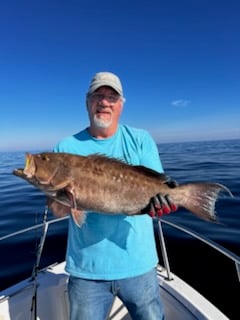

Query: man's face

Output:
[87, 86, 123, 129]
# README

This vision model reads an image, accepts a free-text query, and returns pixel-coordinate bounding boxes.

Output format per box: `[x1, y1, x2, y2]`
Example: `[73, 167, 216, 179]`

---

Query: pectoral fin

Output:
[71, 209, 87, 227]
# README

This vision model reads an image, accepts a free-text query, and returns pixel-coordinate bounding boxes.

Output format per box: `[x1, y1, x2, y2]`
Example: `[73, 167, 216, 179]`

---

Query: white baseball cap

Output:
[87, 72, 123, 96]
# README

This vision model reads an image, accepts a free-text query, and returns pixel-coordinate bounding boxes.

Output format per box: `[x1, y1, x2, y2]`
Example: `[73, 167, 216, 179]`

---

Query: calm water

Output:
[0, 139, 239, 319]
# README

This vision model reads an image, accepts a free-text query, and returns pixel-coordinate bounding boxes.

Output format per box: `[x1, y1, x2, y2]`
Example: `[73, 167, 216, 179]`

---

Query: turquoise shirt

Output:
[54, 124, 163, 280]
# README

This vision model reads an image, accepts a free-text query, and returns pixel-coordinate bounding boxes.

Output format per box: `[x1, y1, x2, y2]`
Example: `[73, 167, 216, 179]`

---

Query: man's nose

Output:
[99, 97, 109, 106]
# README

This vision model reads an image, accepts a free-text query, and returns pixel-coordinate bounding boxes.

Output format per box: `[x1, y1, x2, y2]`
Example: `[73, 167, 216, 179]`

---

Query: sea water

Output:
[0, 139, 239, 319]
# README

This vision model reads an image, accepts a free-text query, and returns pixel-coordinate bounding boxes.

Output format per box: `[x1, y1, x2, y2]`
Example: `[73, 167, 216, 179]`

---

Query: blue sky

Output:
[1, 0, 239, 151]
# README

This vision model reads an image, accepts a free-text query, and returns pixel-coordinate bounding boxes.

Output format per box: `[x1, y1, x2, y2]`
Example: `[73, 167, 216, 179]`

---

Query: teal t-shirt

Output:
[54, 124, 163, 280]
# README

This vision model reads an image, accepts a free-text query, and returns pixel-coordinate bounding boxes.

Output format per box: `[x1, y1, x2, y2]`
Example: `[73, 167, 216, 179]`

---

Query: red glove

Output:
[149, 179, 178, 217]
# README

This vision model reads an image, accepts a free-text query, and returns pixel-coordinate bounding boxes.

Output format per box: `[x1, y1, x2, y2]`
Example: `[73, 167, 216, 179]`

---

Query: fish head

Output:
[23, 152, 64, 186]
[13, 153, 38, 183]
[13, 152, 77, 209]
[13, 152, 66, 189]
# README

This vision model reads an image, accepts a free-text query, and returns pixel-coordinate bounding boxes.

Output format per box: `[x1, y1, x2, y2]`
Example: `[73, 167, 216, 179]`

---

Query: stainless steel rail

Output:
[0, 216, 69, 241]
[1, 215, 239, 283]
[159, 218, 240, 282]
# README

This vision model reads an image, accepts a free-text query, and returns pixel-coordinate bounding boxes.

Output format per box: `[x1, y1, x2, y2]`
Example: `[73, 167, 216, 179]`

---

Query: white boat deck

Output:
[0, 262, 229, 320]
[1, 217, 239, 319]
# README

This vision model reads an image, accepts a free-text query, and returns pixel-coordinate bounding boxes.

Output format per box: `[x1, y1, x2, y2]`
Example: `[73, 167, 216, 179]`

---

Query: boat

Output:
[0, 212, 239, 320]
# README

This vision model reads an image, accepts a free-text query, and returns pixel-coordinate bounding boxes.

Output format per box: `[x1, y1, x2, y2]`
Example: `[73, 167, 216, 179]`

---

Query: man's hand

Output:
[149, 179, 178, 218]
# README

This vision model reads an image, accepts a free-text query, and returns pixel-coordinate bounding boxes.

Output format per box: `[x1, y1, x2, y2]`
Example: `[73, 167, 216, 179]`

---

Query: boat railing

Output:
[157, 218, 240, 283]
[0, 216, 69, 242]
[1, 215, 239, 285]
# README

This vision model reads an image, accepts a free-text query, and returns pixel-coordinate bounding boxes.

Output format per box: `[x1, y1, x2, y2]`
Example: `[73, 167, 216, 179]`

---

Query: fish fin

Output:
[71, 209, 87, 227]
[176, 183, 233, 221]
[47, 198, 70, 218]
[64, 189, 87, 227]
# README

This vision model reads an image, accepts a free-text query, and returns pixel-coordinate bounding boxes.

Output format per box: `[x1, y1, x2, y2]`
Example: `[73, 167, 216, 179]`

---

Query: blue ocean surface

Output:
[0, 139, 239, 319]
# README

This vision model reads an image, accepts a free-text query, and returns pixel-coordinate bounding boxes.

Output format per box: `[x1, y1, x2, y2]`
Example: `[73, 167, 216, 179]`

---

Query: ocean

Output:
[0, 139, 239, 319]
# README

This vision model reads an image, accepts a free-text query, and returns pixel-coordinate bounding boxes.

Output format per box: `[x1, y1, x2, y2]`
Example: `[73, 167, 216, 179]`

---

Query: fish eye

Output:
[41, 154, 49, 161]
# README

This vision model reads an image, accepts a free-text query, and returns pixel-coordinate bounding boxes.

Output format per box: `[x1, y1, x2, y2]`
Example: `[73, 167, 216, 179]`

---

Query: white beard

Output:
[93, 114, 112, 128]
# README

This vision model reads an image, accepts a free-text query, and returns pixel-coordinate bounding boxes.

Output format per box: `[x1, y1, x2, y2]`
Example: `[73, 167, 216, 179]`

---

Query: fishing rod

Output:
[30, 204, 49, 320]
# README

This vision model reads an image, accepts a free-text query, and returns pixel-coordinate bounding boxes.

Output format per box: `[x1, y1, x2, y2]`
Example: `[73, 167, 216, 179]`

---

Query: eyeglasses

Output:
[89, 93, 121, 104]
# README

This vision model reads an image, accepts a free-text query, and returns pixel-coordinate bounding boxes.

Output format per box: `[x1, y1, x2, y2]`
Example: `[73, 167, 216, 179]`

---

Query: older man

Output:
[50, 72, 174, 319]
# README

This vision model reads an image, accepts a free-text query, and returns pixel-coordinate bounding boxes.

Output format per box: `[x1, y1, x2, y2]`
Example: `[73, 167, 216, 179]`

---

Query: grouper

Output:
[13, 152, 232, 226]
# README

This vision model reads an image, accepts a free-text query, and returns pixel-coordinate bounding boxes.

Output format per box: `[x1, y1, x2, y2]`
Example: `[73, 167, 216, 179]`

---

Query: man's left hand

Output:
[149, 180, 178, 217]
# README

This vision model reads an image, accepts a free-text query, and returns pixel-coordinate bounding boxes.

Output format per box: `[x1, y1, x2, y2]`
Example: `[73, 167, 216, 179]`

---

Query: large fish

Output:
[13, 152, 232, 226]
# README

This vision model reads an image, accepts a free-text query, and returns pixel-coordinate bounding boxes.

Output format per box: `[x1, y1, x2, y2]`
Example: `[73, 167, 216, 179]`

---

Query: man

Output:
[50, 72, 175, 319]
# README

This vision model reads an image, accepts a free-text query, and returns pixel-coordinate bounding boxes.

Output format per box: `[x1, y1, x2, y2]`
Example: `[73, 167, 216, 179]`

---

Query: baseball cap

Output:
[87, 72, 123, 96]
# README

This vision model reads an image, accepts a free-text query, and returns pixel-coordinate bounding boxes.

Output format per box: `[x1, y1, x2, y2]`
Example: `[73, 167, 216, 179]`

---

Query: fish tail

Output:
[173, 183, 233, 221]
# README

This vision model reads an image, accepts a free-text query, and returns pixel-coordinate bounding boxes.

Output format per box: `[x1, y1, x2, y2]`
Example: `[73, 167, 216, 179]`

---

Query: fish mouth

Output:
[13, 168, 62, 193]
[13, 168, 38, 184]
[13, 168, 24, 176]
